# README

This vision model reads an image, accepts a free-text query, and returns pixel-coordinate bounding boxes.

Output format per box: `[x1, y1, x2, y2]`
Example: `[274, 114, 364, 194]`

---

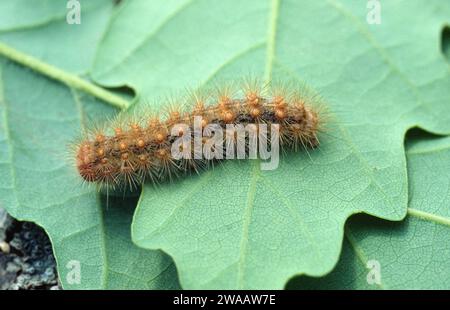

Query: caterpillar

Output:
[74, 80, 323, 190]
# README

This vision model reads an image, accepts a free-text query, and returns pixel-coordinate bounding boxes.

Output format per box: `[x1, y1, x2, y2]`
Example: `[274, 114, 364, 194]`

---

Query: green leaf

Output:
[90, 0, 450, 288]
[0, 59, 179, 289]
[0, 1, 179, 289]
[288, 134, 450, 289]
[0, 0, 113, 74]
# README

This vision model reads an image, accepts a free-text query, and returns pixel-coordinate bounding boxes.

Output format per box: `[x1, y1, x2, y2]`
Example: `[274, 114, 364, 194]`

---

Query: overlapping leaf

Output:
[288, 135, 450, 289]
[0, 0, 179, 289]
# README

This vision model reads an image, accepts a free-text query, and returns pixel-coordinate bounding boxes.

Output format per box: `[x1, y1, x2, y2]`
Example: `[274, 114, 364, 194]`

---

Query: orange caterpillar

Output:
[74, 81, 323, 190]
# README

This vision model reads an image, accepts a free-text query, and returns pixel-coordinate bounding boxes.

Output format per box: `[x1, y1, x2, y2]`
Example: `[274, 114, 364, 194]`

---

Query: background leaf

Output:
[0, 58, 179, 289]
[90, 0, 450, 288]
[0, 0, 113, 74]
[0, 0, 179, 289]
[288, 134, 450, 289]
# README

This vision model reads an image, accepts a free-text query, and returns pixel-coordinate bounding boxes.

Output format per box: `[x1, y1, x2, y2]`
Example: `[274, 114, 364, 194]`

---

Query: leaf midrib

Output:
[407, 208, 450, 227]
[237, 161, 260, 289]
[0, 42, 130, 110]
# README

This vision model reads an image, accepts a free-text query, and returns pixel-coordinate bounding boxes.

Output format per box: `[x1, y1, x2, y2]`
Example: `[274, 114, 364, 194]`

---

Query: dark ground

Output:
[0, 207, 60, 290]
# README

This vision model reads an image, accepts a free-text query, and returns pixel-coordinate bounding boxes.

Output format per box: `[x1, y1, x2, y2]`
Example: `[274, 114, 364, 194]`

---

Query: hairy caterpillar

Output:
[74, 80, 323, 190]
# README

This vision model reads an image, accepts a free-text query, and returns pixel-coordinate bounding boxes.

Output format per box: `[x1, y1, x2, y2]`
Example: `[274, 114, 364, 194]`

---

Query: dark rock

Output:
[0, 207, 60, 290]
